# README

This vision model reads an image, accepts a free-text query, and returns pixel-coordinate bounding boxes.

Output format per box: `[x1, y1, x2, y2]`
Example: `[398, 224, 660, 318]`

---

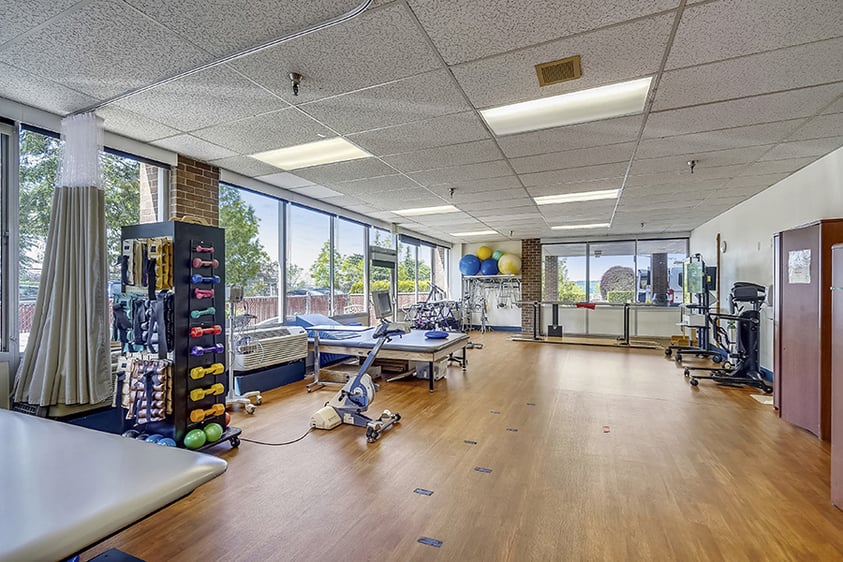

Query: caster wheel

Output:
[307, 387, 313, 393]
[684, 368, 690, 377]
[689, 378, 699, 387]
[722, 362, 733, 371]
[366, 428, 379, 443]
[230, 436, 240, 448]
[674, 354, 682, 362]
[245, 404, 256, 415]
[664, 349, 672, 357]
[256, 396, 263, 405]
[763, 385, 773, 394]
[394, 412, 401, 422]
[712, 355, 722, 364]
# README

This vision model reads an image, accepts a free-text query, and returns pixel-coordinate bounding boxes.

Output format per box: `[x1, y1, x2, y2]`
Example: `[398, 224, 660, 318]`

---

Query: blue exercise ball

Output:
[459, 254, 481, 276]
[480, 258, 499, 275]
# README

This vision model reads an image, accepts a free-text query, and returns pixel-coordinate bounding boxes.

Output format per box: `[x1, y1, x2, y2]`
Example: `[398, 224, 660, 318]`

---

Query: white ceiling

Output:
[1, 0, 841, 244]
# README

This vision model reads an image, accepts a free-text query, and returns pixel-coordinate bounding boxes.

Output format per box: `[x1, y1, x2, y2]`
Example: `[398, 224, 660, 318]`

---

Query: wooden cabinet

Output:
[775, 219, 843, 440]
[831, 244, 843, 508]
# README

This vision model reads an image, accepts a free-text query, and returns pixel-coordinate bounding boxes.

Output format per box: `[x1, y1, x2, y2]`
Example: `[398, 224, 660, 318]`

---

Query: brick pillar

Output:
[170, 155, 219, 226]
[433, 246, 448, 295]
[521, 238, 541, 336]
[544, 255, 558, 301]
[139, 163, 159, 223]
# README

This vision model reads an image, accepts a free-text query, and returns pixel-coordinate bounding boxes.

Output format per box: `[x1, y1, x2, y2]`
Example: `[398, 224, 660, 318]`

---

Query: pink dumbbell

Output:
[192, 257, 219, 269]
[195, 245, 214, 253]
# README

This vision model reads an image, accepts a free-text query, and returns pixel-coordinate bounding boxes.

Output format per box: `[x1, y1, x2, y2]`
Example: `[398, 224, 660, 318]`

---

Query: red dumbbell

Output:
[194, 288, 214, 299]
[190, 325, 222, 338]
[192, 257, 220, 269]
[195, 245, 214, 253]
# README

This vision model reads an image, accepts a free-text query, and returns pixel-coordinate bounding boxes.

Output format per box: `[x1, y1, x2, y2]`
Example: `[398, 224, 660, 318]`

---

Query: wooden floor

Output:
[83, 332, 843, 561]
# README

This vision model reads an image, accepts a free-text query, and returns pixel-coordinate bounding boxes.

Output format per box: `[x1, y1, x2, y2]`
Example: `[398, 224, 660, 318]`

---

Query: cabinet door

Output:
[831, 246, 843, 508]
[779, 225, 821, 436]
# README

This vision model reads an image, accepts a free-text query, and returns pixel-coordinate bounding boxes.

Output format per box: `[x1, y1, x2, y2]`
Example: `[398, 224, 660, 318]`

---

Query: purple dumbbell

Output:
[191, 273, 220, 285]
[191, 343, 224, 357]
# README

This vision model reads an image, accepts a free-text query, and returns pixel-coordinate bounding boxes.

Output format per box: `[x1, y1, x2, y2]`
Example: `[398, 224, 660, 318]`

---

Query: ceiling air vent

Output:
[535, 55, 582, 87]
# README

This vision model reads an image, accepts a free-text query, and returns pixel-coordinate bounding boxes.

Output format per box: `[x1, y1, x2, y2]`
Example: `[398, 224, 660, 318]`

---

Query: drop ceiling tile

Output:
[192, 108, 334, 154]
[427, 185, 523, 203]
[300, 69, 470, 134]
[123, 0, 360, 57]
[738, 157, 816, 177]
[637, 120, 804, 159]
[525, 178, 624, 198]
[0, 0, 213, 100]
[409, 0, 679, 65]
[152, 134, 237, 161]
[409, 160, 513, 186]
[720, 173, 791, 190]
[255, 172, 315, 188]
[644, 83, 843, 138]
[434, 175, 524, 194]
[453, 195, 533, 211]
[382, 140, 504, 173]
[292, 158, 396, 186]
[510, 142, 635, 174]
[822, 96, 843, 115]
[656, 38, 843, 111]
[209, 155, 282, 177]
[231, 4, 442, 105]
[335, 174, 419, 194]
[497, 115, 644, 158]
[115, 64, 288, 133]
[348, 111, 490, 155]
[666, 0, 843, 69]
[788, 113, 843, 142]
[471, 205, 541, 219]
[453, 14, 672, 108]
[759, 137, 843, 161]
[519, 162, 629, 187]
[633, 146, 769, 175]
[97, 105, 180, 142]
[0, 62, 96, 115]
[289, 185, 344, 199]
[625, 169, 740, 188]
[0, 0, 81, 46]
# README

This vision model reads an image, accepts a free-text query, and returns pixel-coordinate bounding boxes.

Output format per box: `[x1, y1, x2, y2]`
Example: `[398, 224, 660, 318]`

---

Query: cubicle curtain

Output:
[13, 113, 111, 407]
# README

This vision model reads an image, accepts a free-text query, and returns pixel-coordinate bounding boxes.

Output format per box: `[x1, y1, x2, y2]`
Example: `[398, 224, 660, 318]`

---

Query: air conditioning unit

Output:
[233, 326, 307, 372]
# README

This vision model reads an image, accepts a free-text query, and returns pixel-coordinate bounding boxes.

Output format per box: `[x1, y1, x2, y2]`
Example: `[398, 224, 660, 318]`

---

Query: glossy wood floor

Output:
[83, 332, 843, 561]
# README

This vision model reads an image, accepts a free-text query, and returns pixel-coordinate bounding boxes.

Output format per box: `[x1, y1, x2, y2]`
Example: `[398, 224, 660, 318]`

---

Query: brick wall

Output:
[139, 163, 159, 223]
[521, 238, 541, 336]
[170, 155, 219, 226]
[544, 255, 558, 301]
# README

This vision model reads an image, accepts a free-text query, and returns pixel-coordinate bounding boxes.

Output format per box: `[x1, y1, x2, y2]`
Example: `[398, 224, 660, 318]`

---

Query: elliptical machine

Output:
[684, 282, 772, 393]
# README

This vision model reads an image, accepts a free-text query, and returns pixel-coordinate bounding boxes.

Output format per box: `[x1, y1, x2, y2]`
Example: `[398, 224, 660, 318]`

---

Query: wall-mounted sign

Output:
[788, 249, 811, 284]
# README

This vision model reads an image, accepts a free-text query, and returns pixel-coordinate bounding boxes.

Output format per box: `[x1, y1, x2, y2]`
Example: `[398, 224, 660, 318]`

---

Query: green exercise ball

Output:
[492, 250, 504, 261]
[184, 428, 207, 450]
[204, 422, 223, 443]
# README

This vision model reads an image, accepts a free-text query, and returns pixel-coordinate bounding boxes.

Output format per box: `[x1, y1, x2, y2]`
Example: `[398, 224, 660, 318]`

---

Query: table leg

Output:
[429, 360, 434, 392]
[462, 345, 467, 369]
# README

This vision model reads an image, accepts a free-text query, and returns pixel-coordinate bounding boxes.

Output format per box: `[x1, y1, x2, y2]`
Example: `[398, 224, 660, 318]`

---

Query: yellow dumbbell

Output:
[189, 363, 224, 380]
[190, 403, 225, 423]
[189, 383, 225, 402]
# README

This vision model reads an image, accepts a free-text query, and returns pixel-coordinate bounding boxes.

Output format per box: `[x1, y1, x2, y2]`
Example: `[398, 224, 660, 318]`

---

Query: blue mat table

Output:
[308, 327, 469, 392]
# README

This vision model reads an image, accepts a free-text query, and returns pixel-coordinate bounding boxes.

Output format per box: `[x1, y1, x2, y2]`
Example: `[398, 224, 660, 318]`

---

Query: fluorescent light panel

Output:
[394, 205, 459, 216]
[534, 188, 619, 205]
[449, 230, 497, 237]
[252, 137, 371, 170]
[551, 223, 610, 230]
[480, 77, 652, 136]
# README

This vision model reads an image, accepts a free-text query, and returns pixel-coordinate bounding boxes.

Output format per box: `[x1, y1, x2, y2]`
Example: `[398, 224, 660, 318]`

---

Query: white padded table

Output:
[0, 409, 227, 561]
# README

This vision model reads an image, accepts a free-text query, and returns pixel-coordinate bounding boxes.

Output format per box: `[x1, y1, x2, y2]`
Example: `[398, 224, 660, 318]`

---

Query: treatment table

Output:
[308, 327, 469, 392]
[0, 409, 227, 561]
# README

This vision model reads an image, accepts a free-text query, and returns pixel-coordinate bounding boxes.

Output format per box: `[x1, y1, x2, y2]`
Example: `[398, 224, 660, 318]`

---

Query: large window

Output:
[219, 183, 281, 323]
[333, 218, 365, 315]
[286, 205, 331, 317]
[636, 239, 687, 306]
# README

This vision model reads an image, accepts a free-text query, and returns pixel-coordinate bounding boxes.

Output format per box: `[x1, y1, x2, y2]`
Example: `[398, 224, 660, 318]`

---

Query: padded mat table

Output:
[0, 409, 227, 561]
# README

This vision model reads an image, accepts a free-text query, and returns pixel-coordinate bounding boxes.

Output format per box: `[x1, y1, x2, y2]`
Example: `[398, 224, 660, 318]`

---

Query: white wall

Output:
[690, 147, 843, 370]
[453, 240, 523, 328]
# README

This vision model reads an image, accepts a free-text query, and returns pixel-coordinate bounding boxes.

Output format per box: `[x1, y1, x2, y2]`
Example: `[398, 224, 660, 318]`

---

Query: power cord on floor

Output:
[241, 427, 313, 446]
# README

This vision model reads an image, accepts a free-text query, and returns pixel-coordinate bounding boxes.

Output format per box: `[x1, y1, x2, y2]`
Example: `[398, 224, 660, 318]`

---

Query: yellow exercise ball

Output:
[476, 246, 492, 261]
[498, 253, 522, 275]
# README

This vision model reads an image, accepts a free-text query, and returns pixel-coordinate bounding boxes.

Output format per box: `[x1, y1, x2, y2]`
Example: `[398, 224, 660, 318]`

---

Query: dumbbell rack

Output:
[121, 221, 241, 449]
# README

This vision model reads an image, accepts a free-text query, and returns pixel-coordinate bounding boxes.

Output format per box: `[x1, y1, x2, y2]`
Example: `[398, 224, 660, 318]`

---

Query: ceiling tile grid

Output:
[293, 158, 397, 186]
[0, 0, 82, 46]
[409, 160, 514, 186]
[208, 155, 283, 178]
[496, 115, 644, 159]
[382, 139, 504, 173]
[510, 142, 636, 174]
[151, 134, 237, 161]
[787, 112, 843, 142]
[519, 162, 629, 187]
[348, 111, 491, 155]
[230, 3, 443, 105]
[452, 14, 674, 109]
[0, 0, 215, 100]
[0, 61, 97, 115]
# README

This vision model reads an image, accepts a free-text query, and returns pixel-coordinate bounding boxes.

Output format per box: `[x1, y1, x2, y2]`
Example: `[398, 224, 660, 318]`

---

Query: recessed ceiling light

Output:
[551, 223, 610, 230]
[252, 137, 371, 170]
[479, 77, 652, 136]
[449, 230, 497, 237]
[394, 205, 459, 216]
[534, 188, 619, 205]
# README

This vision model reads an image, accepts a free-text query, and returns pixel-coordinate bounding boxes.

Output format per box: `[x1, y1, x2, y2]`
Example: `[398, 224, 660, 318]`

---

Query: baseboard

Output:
[759, 367, 774, 383]
[466, 325, 521, 332]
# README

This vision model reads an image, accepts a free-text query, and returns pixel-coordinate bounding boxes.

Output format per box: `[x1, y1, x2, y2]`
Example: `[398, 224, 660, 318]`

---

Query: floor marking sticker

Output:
[506, 428, 519, 432]
[414, 488, 434, 496]
[474, 466, 493, 473]
[418, 537, 442, 548]
[603, 425, 610, 433]
[464, 439, 478, 445]
[490, 410, 501, 414]
[527, 402, 536, 406]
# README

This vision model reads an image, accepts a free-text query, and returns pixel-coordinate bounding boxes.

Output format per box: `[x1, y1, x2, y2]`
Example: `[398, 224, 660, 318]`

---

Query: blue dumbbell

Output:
[191, 343, 224, 357]
[191, 273, 220, 285]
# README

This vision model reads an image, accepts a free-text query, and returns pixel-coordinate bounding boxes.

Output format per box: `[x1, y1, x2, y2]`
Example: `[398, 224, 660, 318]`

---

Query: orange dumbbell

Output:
[189, 363, 224, 380]
[190, 325, 222, 338]
[190, 403, 225, 423]
[189, 383, 225, 402]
